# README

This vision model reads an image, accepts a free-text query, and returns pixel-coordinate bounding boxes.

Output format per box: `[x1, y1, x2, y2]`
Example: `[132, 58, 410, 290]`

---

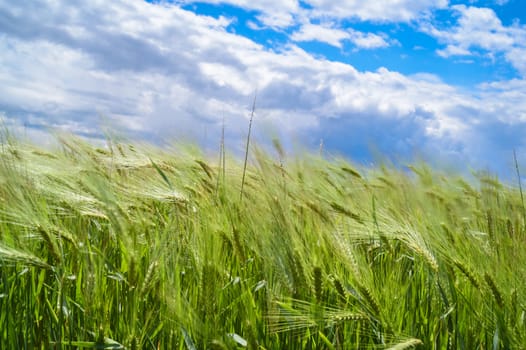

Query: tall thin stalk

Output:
[216, 116, 225, 197]
[240, 90, 257, 202]
[513, 149, 526, 225]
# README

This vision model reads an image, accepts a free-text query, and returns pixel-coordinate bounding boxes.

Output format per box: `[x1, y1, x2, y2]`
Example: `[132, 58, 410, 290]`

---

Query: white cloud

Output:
[478, 79, 526, 122]
[506, 48, 526, 77]
[177, 0, 448, 29]
[175, 0, 443, 56]
[436, 44, 472, 57]
[290, 22, 390, 49]
[305, 0, 448, 22]
[176, 0, 299, 28]
[199, 62, 253, 91]
[290, 23, 350, 48]
[421, 5, 526, 76]
[0, 0, 526, 174]
[348, 30, 390, 49]
[256, 11, 296, 28]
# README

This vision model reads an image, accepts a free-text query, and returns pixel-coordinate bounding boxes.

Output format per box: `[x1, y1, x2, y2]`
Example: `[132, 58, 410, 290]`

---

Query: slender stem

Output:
[216, 116, 225, 197]
[240, 90, 257, 202]
[513, 149, 526, 227]
[222, 117, 226, 188]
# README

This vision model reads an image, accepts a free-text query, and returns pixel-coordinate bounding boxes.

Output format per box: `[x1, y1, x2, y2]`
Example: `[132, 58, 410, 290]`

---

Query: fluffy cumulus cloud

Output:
[1, 0, 526, 175]
[290, 23, 351, 48]
[175, 0, 299, 28]
[290, 22, 389, 49]
[177, 0, 446, 50]
[347, 30, 391, 49]
[178, 0, 448, 26]
[421, 5, 526, 76]
[303, 0, 448, 22]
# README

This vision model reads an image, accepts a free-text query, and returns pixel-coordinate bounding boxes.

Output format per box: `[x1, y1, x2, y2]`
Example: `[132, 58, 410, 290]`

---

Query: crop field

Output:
[0, 133, 525, 349]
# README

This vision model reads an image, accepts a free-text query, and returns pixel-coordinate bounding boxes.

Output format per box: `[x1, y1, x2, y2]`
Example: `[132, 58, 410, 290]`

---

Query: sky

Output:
[1, 0, 526, 177]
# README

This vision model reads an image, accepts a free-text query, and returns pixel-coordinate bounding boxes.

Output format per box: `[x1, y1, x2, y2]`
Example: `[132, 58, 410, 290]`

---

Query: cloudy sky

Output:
[1, 0, 526, 176]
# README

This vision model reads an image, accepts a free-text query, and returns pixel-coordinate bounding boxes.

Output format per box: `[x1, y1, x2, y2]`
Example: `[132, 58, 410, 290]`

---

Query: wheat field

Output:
[0, 132, 525, 349]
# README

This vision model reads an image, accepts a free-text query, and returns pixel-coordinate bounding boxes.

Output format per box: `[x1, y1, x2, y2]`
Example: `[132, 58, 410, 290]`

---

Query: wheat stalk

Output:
[240, 90, 257, 202]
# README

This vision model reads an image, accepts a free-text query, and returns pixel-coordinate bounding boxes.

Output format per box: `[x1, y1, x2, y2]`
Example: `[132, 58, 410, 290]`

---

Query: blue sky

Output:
[1, 0, 526, 177]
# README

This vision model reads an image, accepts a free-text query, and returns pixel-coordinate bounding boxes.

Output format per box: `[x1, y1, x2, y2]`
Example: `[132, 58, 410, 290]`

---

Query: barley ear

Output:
[484, 273, 504, 308]
[313, 266, 323, 304]
[387, 338, 423, 350]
